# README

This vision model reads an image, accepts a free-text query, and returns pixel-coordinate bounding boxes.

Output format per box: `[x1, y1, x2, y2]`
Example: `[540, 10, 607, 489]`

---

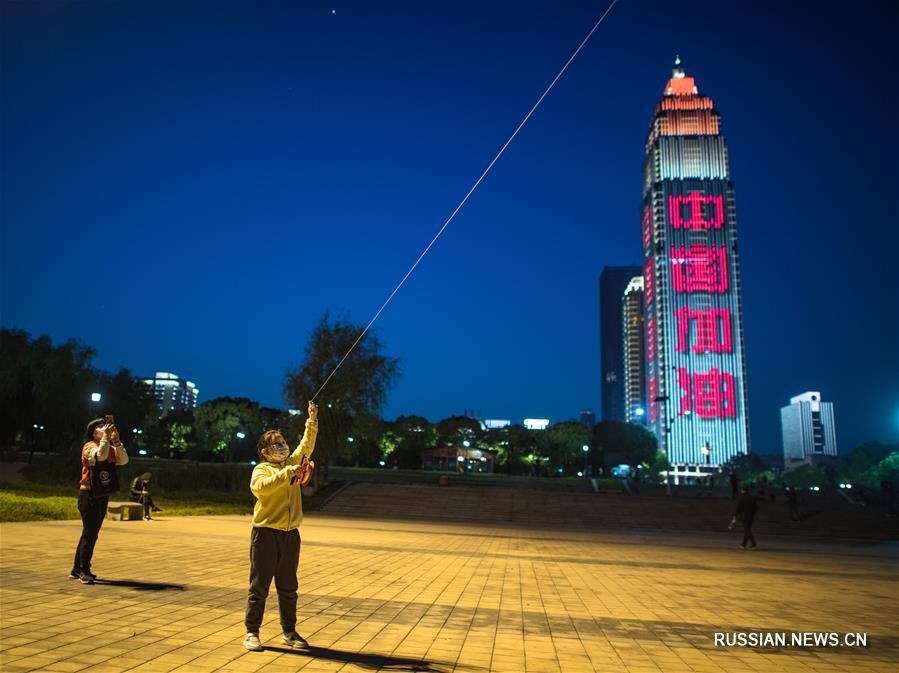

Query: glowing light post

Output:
[582, 444, 590, 479]
[90, 392, 102, 416]
[701, 442, 711, 492]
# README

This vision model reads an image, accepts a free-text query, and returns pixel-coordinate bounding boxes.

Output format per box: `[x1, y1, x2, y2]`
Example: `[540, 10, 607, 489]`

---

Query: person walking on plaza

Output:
[733, 484, 758, 549]
[129, 472, 161, 520]
[881, 479, 895, 517]
[243, 400, 318, 652]
[729, 471, 739, 500]
[786, 485, 800, 521]
[70, 416, 129, 584]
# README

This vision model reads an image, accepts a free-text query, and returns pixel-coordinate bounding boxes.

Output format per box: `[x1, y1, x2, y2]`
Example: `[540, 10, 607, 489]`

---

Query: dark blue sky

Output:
[2, 1, 896, 453]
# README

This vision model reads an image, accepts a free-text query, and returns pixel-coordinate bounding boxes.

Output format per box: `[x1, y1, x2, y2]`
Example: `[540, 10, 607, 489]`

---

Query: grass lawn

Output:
[0, 480, 345, 522]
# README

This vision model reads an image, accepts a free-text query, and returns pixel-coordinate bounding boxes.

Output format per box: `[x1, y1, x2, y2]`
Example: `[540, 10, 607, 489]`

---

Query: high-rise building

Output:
[579, 408, 596, 429]
[143, 372, 199, 416]
[600, 266, 641, 422]
[781, 392, 837, 465]
[622, 276, 645, 424]
[641, 58, 751, 484]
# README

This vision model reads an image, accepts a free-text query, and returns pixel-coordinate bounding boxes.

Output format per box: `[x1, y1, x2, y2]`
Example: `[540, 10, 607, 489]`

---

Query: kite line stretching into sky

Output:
[312, 0, 620, 402]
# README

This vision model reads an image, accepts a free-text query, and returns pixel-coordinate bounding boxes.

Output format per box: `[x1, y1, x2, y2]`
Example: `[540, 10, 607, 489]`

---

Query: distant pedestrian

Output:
[786, 485, 800, 521]
[733, 485, 758, 549]
[729, 472, 739, 500]
[70, 415, 129, 584]
[129, 472, 161, 520]
[882, 479, 895, 517]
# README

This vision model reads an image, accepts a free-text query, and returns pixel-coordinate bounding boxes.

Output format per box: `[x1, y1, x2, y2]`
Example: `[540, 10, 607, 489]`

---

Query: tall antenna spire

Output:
[672, 54, 685, 79]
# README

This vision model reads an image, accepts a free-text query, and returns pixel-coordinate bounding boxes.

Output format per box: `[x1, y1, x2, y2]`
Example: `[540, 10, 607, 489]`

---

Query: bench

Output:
[107, 502, 144, 521]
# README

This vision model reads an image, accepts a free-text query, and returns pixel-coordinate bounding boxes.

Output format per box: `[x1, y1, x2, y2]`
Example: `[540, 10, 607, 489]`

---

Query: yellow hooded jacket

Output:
[250, 419, 318, 530]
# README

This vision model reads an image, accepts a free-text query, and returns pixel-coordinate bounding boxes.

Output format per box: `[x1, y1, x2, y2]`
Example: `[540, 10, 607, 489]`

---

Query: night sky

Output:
[2, 1, 896, 454]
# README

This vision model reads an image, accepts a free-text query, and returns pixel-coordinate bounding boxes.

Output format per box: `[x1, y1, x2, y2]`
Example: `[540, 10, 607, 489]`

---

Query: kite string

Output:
[312, 0, 620, 402]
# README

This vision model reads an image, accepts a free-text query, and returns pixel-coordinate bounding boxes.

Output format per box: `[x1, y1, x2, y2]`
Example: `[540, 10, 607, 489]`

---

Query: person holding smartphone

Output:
[243, 400, 318, 652]
[69, 415, 129, 584]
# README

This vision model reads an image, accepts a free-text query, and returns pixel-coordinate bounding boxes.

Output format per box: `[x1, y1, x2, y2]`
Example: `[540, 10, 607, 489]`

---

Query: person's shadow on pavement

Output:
[92, 578, 185, 591]
[261, 645, 476, 672]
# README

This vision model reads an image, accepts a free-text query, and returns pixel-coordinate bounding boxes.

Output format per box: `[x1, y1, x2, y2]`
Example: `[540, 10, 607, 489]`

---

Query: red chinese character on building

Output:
[646, 314, 657, 363]
[671, 244, 728, 293]
[676, 367, 736, 419]
[673, 307, 733, 353]
[677, 367, 693, 416]
[644, 257, 655, 305]
[642, 205, 652, 249]
[669, 193, 724, 230]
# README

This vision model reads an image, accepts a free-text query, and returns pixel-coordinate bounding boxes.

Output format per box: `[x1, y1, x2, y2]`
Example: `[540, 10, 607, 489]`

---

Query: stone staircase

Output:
[321, 482, 899, 540]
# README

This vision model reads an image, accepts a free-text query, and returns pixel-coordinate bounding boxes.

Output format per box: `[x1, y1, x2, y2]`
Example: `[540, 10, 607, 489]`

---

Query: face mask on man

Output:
[267, 443, 290, 463]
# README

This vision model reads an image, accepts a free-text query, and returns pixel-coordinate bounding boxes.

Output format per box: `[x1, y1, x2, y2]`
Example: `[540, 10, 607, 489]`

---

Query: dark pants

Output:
[130, 493, 156, 517]
[72, 491, 108, 573]
[245, 527, 301, 634]
[740, 518, 756, 547]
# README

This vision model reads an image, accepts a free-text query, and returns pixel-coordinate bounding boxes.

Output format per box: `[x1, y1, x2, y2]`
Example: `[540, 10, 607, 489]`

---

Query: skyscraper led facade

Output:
[781, 392, 837, 464]
[622, 276, 645, 424]
[600, 266, 641, 422]
[641, 58, 750, 482]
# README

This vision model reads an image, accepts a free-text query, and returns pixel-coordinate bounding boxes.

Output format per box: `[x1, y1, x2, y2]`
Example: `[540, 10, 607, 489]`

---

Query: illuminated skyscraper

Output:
[600, 265, 641, 421]
[641, 58, 751, 483]
[143, 371, 199, 417]
[622, 276, 645, 424]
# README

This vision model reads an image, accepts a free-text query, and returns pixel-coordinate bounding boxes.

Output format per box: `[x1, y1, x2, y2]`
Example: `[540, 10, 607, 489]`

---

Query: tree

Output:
[592, 421, 657, 472]
[381, 415, 436, 469]
[0, 329, 100, 457]
[538, 422, 591, 476]
[284, 314, 400, 482]
[499, 425, 535, 475]
[193, 397, 263, 462]
[720, 452, 769, 484]
[99, 367, 157, 445]
[644, 450, 670, 483]
[436, 416, 482, 447]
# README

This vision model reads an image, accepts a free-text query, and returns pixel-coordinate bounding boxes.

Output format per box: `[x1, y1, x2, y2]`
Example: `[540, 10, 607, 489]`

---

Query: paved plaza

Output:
[1, 513, 896, 673]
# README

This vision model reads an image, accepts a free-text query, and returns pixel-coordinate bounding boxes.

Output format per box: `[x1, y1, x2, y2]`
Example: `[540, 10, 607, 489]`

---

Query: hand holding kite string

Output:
[310, 0, 620, 403]
[307, 400, 318, 422]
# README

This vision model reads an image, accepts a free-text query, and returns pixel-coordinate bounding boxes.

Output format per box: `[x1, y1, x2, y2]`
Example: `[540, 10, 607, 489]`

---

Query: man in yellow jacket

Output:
[244, 400, 318, 652]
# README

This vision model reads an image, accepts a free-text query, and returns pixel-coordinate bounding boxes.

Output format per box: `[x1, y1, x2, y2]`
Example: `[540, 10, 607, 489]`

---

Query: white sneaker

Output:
[282, 631, 309, 649]
[243, 632, 262, 651]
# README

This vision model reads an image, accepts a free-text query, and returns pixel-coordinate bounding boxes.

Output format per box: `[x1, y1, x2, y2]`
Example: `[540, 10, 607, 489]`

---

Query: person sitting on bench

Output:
[129, 472, 161, 520]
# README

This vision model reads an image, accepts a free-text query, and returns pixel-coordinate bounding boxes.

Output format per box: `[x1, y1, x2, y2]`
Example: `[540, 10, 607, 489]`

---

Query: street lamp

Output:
[90, 392, 102, 402]
[582, 444, 589, 478]
[700, 442, 711, 493]
[236, 432, 246, 439]
[654, 394, 672, 494]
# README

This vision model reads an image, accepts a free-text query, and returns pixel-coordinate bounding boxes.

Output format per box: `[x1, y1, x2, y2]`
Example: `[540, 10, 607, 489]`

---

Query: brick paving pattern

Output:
[1, 514, 896, 672]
